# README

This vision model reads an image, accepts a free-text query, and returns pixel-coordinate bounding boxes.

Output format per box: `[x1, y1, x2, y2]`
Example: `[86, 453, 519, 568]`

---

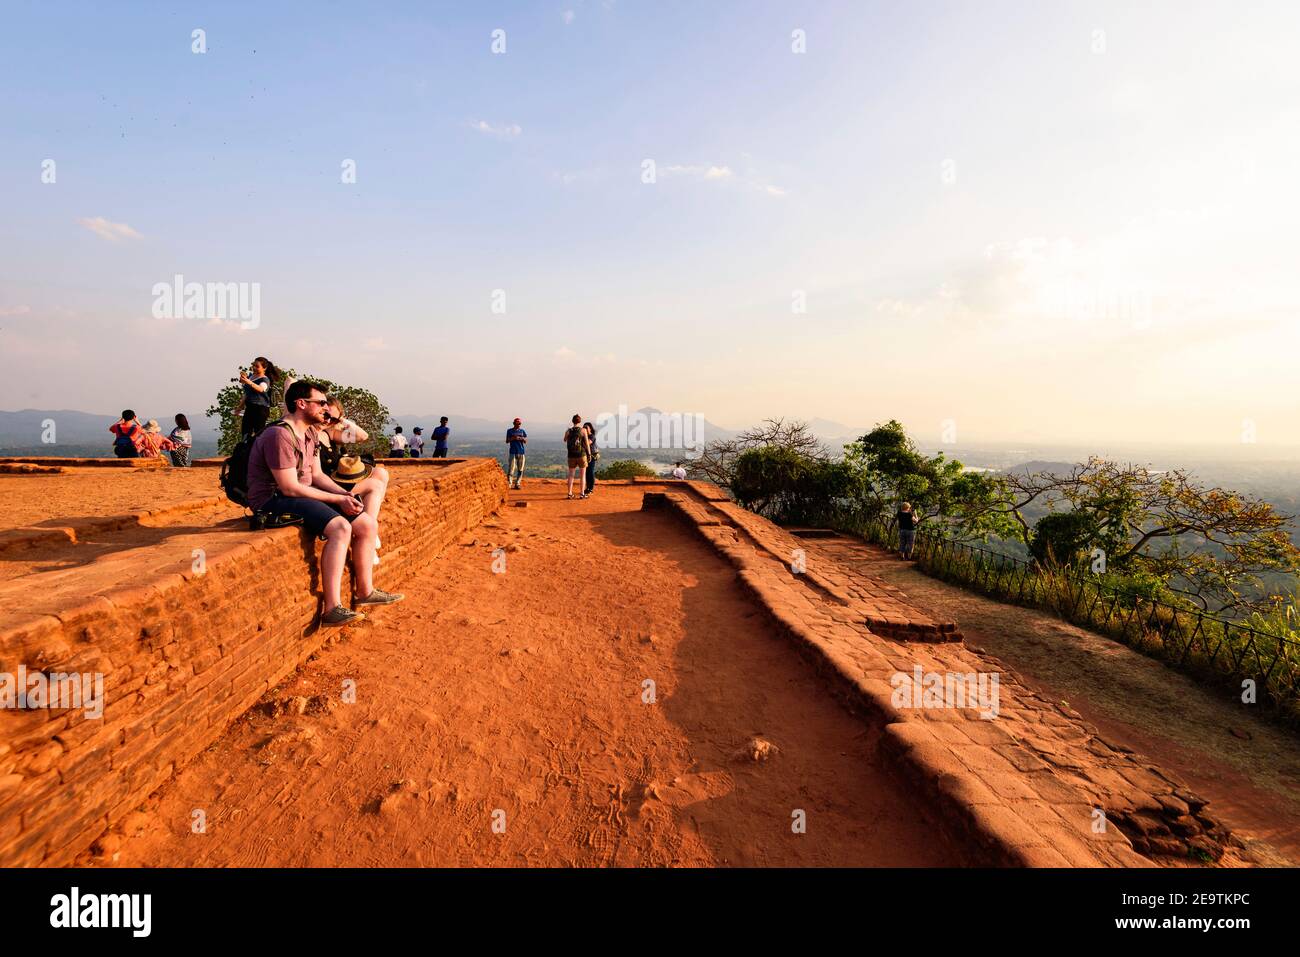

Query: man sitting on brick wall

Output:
[246, 379, 404, 626]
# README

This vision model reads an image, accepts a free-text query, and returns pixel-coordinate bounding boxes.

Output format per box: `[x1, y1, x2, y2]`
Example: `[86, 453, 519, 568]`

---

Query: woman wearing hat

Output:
[139, 419, 177, 462]
[317, 397, 389, 523]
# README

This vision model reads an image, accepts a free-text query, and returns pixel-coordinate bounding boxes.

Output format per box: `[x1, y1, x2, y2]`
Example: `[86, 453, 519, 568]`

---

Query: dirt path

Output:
[826, 540, 1300, 865]
[91, 483, 959, 867]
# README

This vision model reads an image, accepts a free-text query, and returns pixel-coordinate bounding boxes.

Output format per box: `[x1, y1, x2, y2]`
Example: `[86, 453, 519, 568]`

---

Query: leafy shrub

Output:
[731, 446, 852, 525]
[1030, 511, 1099, 567]
[596, 459, 659, 480]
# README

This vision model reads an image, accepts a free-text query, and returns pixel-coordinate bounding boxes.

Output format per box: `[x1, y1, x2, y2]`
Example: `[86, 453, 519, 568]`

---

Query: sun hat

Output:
[331, 454, 373, 483]
[144, 420, 162, 433]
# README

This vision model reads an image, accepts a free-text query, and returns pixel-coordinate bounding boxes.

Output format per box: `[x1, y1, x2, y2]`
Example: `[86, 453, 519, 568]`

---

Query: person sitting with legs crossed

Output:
[245, 379, 403, 626]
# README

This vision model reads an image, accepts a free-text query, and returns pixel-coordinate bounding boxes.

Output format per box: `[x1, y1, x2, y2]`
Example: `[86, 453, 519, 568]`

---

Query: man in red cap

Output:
[505, 417, 527, 489]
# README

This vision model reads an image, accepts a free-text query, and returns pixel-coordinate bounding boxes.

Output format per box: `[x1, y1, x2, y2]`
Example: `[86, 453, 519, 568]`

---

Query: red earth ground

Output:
[10, 467, 1294, 867]
[82, 481, 963, 867]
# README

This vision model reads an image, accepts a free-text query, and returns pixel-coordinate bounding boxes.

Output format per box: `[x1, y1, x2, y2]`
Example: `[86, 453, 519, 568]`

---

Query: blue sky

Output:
[3, 1, 1299, 447]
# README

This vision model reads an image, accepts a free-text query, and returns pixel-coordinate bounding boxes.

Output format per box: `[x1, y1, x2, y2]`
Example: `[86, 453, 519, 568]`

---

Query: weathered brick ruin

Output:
[644, 486, 1235, 865]
[0, 462, 1239, 867]
[0, 459, 505, 866]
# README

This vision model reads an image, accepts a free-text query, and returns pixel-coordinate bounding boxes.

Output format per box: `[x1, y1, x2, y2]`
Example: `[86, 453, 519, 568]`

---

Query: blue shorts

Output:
[899, 529, 916, 550]
[257, 494, 357, 537]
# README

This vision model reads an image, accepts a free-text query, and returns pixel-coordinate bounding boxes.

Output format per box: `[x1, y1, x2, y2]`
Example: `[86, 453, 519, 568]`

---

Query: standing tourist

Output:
[431, 417, 450, 458]
[236, 357, 277, 439]
[563, 414, 591, 500]
[897, 502, 920, 560]
[583, 421, 599, 496]
[505, 418, 527, 489]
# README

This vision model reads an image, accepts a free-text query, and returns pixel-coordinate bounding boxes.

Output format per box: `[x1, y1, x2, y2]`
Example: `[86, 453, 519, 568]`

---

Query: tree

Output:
[730, 446, 852, 525]
[839, 421, 1018, 542]
[688, 418, 827, 489]
[1030, 511, 1100, 567]
[1006, 458, 1300, 614]
[596, 459, 659, 480]
[205, 365, 391, 458]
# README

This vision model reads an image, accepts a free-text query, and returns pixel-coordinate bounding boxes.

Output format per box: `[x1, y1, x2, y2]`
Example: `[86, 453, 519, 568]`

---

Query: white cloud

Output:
[662, 164, 733, 180]
[553, 167, 606, 186]
[659, 162, 786, 197]
[471, 119, 522, 138]
[76, 217, 142, 242]
[198, 316, 250, 333]
[554, 345, 618, 366]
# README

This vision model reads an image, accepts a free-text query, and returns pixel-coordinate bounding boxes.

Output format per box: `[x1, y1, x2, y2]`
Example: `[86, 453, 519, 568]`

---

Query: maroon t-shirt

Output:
[246, 422, 316, 511]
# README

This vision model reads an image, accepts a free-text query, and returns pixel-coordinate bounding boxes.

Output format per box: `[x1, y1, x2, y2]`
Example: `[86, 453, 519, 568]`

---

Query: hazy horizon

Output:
[4, 1, 1299, 450]
[7, 404, 1300, 467]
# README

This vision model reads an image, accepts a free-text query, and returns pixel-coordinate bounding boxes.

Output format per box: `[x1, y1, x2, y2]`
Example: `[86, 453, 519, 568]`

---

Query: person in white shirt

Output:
[389, 426, 409, 457]
[409, 427, 425, 458]
[671, 462, 687, 480]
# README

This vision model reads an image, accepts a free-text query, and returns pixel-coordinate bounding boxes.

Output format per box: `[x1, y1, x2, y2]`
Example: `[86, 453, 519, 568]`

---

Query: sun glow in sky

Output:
[2, 0, 1298, 448]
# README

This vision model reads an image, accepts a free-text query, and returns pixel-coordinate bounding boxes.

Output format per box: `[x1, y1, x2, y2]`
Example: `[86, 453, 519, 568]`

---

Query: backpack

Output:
[566, 427, 587, 457]
[113, 422, 138, 449]
[220, 420, 300, 509]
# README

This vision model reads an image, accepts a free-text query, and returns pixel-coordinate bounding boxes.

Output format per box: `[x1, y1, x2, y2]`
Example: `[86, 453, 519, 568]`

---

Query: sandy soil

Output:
[845, 545, 1300, 865]
[0, 468, 223, 530]
[89, 483, 960, 867]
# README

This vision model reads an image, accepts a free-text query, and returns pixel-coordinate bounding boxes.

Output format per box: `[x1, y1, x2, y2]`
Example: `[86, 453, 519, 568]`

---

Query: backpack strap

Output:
[270, 419, 304, 472]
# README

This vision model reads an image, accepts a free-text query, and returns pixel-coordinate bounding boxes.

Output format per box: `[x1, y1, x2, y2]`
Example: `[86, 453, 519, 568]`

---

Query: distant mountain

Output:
[389, 407, 741, 449]
[1, 406, 862, 456]
[1000, 460, 1080, 477]
[619, 407, 740, 447]
[0, 408, 220, 448]
[805, 418, 869, 444]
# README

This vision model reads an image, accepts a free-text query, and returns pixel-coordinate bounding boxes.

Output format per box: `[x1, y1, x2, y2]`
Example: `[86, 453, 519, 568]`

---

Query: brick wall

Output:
[644, 487, 1234, 866]
[0, 459, 506, 866]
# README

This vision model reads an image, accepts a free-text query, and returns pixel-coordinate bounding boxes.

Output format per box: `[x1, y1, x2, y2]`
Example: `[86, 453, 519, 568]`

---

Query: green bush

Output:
[596, 459, 659, 480]
[731, 446, 852, 525]
[1030, 511, 1099, 567]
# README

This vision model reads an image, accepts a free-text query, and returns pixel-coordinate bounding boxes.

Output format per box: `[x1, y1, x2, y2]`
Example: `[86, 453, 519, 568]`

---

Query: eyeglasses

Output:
[303, 398, 329, 407]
